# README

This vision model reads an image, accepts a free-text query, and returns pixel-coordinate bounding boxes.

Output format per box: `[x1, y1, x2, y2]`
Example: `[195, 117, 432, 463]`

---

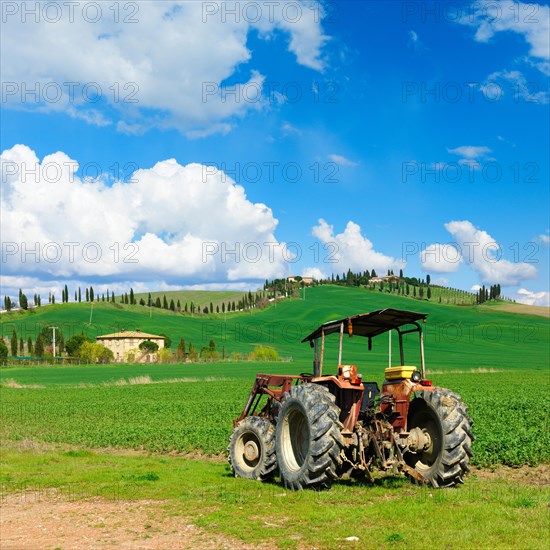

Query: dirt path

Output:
[2, 466, 548, 549]
[0, 493, 269, 550]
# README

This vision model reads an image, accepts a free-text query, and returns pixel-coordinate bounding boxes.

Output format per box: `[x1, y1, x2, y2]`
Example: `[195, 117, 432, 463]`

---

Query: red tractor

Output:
[229, 309, 474, 489]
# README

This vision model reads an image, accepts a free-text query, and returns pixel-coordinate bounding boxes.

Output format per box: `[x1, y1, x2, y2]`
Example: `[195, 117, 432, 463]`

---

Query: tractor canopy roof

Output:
[301, 308, 428, 343]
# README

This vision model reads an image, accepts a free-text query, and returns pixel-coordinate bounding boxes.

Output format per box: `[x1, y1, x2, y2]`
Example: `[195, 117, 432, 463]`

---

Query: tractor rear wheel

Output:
[228, 416, 277, 481]
[276, 383, 343, 490]
[405, 388, 474, 487]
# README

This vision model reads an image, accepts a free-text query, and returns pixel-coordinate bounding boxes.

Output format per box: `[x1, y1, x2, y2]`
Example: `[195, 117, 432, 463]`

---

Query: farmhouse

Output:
[287, 276, 315, 285]
[96, 329, 165, 363]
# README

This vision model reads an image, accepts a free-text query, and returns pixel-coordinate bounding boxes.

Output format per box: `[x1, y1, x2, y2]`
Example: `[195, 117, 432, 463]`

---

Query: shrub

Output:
[252, 346, 279, 361]
[0, 341, 8, 364]
[139, 340, 159, 353]
[78, 342, 113, 364]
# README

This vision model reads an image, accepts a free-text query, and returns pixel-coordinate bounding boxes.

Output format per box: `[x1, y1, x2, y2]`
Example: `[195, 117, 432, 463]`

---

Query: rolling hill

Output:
[1, 285, 547, 375]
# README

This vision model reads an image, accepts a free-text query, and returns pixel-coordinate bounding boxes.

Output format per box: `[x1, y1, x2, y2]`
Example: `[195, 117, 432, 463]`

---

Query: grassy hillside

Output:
[133, 289, 259, 310]
[1, 285, 548, 374]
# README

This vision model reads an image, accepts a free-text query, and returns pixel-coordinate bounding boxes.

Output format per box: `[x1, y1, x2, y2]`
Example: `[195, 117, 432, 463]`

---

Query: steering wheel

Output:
[300, 372, 315, 378]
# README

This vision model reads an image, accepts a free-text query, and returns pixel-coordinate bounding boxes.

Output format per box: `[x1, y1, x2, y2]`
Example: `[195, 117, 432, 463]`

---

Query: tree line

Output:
[265, 269, 506, 305]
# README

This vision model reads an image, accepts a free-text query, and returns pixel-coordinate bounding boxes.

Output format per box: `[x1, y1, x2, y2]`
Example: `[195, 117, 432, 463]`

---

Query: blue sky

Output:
[1, 1, 549, 305]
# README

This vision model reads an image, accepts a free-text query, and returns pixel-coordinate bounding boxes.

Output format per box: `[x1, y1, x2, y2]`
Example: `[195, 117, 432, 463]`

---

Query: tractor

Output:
[229, 308, 474, 489]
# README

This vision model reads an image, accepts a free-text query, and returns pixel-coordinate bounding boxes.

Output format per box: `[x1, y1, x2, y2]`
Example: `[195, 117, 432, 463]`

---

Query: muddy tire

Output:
[405, 388, 474, 488]
[276, 383, 343, 490]
[228, 416, 277, 481]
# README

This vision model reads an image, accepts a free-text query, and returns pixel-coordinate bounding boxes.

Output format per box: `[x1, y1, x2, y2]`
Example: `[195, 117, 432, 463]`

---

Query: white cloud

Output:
[1, 1, 329, 135]
[282, 122, 301, 136]
[447, 145, 492, 160]
[471, 284, 482, 292]
[539, 233, 550, 244]
[457, 0, 550, 72]
[420, 244, 463, 273]
[444, 220, 538, 286]
[407, 30, 427, 51]
[311, 219, 405, 273]
[301, 267, 325, 280]
[482, 70, 549, 103]
[0, 144, 289, 285]
[446, 146, 493, 171]
[328, 154, 358, 167]
[432, 277, 449, 286]
[513, 288, 550, 306]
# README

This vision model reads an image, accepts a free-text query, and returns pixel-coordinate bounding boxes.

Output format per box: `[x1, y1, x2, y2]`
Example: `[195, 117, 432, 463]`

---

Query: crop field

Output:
[1, 365, 548, 467]
[1, 287, 549, 548]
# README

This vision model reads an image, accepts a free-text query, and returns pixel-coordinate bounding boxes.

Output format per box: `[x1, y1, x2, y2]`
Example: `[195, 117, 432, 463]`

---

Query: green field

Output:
[1, 441, 547, 549]
[133, 289, 257, 309]
[1, 285, 548, 369]
[1, 285, 549, 466]
[1, 286, 549, 548]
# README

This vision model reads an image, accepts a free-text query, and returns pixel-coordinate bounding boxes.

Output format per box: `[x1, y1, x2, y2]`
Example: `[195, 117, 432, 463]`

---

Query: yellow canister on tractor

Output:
[384, 366, 417, 380]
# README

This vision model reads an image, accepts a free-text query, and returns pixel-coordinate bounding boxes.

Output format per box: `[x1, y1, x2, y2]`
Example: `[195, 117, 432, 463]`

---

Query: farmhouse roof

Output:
[97, 330, 164, 340]
[302, 309, 427, 342]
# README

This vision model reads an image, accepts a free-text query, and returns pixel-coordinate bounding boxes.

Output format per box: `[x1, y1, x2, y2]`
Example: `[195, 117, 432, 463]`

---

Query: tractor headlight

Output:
[411, 370, 421, 382]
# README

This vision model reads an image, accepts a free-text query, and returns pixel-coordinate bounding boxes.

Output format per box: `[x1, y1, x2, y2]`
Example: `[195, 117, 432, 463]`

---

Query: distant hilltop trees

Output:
[265, 269, 506, 306]
[3, 275, 507, 314]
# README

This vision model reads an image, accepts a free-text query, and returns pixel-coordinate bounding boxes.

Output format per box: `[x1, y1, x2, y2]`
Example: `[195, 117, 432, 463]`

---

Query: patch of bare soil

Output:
[0, 493, 272, 550]
[470, 464, 550, 486]
[487, 304, 550, 318]
[0, 439, 226, 462]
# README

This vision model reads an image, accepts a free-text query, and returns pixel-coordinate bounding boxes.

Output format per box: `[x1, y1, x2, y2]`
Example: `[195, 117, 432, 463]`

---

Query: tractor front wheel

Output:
[405, 388, 474, 487]
[276, 384, 343, 490]
[228, 416, 277, 481]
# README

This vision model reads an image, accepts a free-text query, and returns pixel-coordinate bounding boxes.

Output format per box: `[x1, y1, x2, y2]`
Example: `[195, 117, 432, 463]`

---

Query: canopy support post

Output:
[398, 329, 404, 365]
[338, 322, 344, 365]
[419, 328, 426, 378]
[313, 338, 320, 377]
[320, 330, 325, 376]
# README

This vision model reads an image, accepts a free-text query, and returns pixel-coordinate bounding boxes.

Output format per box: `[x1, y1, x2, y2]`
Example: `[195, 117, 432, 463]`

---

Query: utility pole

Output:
[50, 326, 59, 358]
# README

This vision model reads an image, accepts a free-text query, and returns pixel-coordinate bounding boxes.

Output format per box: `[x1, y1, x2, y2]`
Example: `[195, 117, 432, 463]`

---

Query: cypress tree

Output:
[27, 337, 33, 355]
[35, 335, 44, 358]
[11, 330, 18, 356]
[177, 337, 186, 360]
